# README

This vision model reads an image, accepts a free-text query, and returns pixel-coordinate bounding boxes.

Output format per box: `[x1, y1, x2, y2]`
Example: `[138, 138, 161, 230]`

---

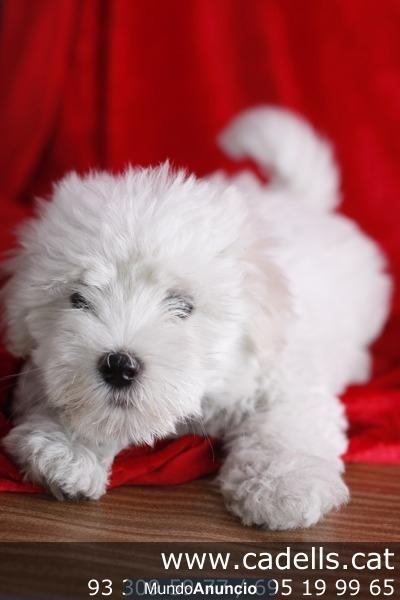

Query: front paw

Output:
[3, 425, 109, 501]
[219, 452, 349, 530]
[40, 451, 109, 501]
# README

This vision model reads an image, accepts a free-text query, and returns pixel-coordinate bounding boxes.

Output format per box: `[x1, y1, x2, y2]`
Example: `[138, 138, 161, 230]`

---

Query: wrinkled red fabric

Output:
[0, 0, 399, 493]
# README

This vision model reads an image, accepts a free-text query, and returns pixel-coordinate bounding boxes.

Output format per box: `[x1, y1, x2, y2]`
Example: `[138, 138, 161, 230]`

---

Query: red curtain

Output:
[1, 0, 400, 492]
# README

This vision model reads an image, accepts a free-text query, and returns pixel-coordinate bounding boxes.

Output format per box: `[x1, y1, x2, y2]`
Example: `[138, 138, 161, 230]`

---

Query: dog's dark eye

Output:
[165, 291, 194, 319]
[70, 292, 91, 310]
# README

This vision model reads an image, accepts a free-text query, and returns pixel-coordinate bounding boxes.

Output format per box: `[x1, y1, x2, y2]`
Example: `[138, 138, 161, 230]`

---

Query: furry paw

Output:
[39, 452, 109, 501]
[3, 424, 109, 500]
[219, 452, 349, 530]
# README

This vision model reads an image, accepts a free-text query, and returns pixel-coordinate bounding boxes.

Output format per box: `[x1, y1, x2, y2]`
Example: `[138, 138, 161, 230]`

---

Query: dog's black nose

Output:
[98, 352, 142, 388]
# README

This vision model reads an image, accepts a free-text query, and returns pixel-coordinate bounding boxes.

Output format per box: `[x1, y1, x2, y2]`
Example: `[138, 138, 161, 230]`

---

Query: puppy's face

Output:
[28, 259, 221, 445]
[2, 166, 290, 446]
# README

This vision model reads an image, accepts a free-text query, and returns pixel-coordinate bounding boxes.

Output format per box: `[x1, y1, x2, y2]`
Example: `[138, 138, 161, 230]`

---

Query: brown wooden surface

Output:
[0, 464, 399, 542]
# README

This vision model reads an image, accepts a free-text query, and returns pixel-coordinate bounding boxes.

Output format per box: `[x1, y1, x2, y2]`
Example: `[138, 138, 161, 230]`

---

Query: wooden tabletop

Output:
[0, 464, 399, 542]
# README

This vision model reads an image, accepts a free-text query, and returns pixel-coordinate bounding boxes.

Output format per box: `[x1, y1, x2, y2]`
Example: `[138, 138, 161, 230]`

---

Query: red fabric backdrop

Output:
[0, 0, 400, 493]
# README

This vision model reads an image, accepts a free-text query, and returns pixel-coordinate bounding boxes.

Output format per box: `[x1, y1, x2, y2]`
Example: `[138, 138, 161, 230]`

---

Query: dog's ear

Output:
[0, 253, 35, 357]
[241, 242, 292, 360]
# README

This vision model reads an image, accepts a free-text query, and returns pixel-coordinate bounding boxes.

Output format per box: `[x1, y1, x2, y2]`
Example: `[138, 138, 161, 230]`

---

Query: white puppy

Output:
[1, 107, 391, 529]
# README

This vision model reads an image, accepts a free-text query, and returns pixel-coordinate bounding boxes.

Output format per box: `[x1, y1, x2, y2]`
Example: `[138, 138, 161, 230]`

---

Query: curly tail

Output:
[218, 106, 340, 212]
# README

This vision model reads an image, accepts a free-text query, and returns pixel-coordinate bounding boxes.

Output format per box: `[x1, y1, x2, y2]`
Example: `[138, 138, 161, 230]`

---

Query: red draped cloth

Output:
[0, 0, 399, 493]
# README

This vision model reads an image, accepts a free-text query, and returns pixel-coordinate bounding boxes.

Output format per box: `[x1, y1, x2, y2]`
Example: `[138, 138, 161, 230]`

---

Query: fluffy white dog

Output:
[1, 107, 391, 529]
